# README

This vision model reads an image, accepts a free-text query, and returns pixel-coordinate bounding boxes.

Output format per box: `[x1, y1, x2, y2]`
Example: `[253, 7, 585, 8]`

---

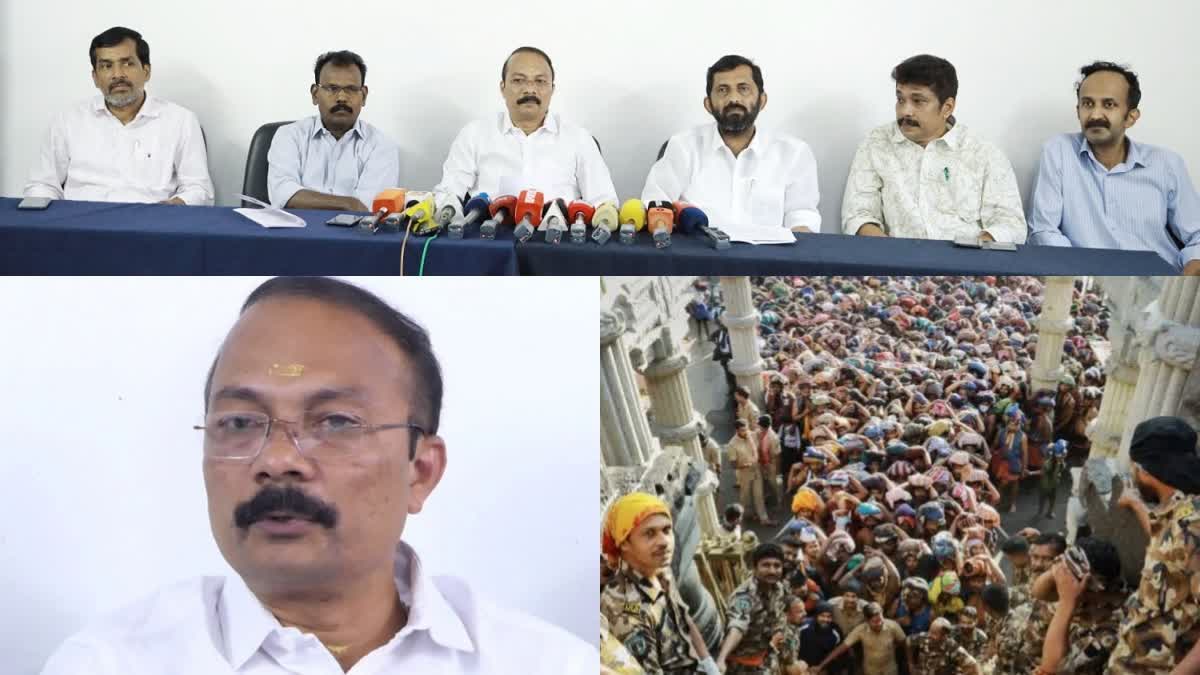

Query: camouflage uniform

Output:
[601, 566, 701, 675]
[1056, 596, 1124, 675]
[1108, 491, 1200, 673]
[602, 613, 647, 674]
[724, 576, 789, 675]
[906, 632, 978, 675]
[951, 625, 989, 662]
[992, 600, 1041, 675]
[776, 622, 804, 672]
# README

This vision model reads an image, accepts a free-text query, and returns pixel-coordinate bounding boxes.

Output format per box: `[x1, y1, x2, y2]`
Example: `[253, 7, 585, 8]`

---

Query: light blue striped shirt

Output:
[1028, 132, 1200, 271]
[267, 116, 400, 209]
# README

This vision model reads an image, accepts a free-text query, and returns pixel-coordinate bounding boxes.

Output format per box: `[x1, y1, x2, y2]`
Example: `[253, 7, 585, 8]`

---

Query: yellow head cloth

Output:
[602, 492, 671, 563]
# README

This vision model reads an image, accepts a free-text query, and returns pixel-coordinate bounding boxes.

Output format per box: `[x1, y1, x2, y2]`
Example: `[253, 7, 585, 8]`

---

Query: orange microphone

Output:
[369, 188, 407, 232]
[512, 190, 545, 243]
[481, 195, 517, 240]
[646, 200, 675, 248]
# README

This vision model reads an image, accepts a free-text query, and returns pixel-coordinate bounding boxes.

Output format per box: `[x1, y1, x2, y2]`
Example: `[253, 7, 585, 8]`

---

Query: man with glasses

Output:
[432, 46, 617, 205]
[39, 277, 595, 674]
[22, 26, 214, 205]
[267, 51, 401, 211]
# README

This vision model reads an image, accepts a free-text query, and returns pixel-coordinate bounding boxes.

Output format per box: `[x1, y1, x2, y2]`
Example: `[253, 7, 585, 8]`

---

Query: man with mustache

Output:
[39, 277, 595, 674]
[715, 543, 790, 674]
[841, 54, 1026, 244]
[601, 492, 720, 675]
[267, 51, 400, 211]
[642, 54, 821, 233]
[1108, 416, 1200, 673]
[23, 26, 213, 205]
[1029, 62, 1200, 274]
[433, 46, 617, 205]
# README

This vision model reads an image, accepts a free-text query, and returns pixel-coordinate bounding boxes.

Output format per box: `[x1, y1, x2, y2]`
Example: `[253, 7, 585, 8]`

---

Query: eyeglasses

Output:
[316, 84, 364, 97]
[194, 411, 425, 462]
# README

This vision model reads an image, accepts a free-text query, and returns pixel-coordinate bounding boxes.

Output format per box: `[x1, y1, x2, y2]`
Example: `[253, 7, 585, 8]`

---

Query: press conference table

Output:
[0, 198, 1178, 276]
[516, 228, 1177, 276]
[0, 198, 519, 275]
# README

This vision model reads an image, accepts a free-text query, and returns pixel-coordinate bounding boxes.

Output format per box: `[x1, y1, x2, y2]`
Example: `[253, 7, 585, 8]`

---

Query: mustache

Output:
[899, 118, 920, 128]
[234, 485, 339, 529]
[109, 81, 131, 90]
[1086, 119, 1110, 129]
[723, 104, 749, 115]
[331, 104, 353, 114]
[517, 95, 540, 105]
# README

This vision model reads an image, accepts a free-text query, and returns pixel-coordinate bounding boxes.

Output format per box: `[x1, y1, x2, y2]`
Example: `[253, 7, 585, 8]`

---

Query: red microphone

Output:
[567, 201, 595, 244]
[513, 190, 545, 243]
[481, 195, 517, 240]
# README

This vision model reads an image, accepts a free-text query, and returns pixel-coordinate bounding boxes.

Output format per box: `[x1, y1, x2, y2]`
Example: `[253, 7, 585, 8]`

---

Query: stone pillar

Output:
[642, 326, 720, 537]
[719, 276, 764, 404]
[1087, 362, 1139, 458]
[1030, 276, 1076, 394]
[1117, 277, 1200, 468]
[600, 310, 655, 467]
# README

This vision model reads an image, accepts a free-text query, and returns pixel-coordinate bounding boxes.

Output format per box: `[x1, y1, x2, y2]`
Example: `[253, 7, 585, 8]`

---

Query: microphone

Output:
[646, 200, 675, 248]
[674, 201, 709, 235]
[513, 189, 545, 243]
[541, 198, 568, 245]
[618, 199, 646, 245]
[482, 195, 517, 240]
[434, 192, 464, 228]
[404, 192, 438, 235]
[566, 201, 595, 244]
[590, 201, 619, 245]
[368, 188, 407, 232]
[449, 192, 490, 239]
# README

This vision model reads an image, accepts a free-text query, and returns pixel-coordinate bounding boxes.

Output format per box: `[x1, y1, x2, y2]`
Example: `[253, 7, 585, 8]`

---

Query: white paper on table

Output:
[719, 222, 796, 245]
[234, 194, 307, 228]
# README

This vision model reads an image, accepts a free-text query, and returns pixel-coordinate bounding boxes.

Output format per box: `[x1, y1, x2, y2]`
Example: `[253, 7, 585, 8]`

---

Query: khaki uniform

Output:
[729, 434, 768, 521]
[906, 632, 977, 675]
[602, 613, 647, 674]
[950, 625, 989, 662]
[831, 598, 867, 637]
[601, 566, 700, 675]
[1108, 491, 1200, 673]
[724, 576, 788, 675]
[737, 399, 762, 430]
[702, 436, 722, 477]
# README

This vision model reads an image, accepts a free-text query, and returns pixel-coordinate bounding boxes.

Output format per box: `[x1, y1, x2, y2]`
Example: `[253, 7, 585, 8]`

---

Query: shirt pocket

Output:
[130, 132, 176, 192]
[937, 162, 983, 224]
[750, 179, 787, 227]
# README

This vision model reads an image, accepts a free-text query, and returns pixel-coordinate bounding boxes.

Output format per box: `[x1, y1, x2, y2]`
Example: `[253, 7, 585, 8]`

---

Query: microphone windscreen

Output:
[593, 202, 619, 231]
[619, 199, 646, 230]
[677, 206, 708, 234]
[567, 200, 595, 223]
[465, 193, 491, 215]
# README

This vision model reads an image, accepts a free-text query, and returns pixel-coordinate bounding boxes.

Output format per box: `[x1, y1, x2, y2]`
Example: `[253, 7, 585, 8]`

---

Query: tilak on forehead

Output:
[267, 363, 306, 377]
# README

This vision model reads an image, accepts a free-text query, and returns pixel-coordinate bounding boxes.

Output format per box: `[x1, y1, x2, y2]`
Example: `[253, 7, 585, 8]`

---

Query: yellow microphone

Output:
[618, 199, 646, 245]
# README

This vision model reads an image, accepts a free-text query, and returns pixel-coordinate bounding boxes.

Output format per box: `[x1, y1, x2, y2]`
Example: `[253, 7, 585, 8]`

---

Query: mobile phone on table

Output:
[325, 214, 361, 227]
[17, 197, 52, 210]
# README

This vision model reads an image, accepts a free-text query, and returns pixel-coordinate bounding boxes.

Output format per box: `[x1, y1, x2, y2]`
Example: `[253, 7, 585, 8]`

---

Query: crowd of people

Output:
[602, 277, 1200, 674]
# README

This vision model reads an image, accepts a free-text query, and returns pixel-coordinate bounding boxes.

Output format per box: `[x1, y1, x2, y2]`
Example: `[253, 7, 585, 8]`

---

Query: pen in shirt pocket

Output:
[944, 167, 950, 182]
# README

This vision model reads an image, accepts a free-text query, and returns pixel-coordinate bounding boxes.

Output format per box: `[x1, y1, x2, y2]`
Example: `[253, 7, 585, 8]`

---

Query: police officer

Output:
[905, 617, 981, 675]
[1108, 417, 1200, 673]
[715, 543, 789, 674]
[601, 492, 721, 675]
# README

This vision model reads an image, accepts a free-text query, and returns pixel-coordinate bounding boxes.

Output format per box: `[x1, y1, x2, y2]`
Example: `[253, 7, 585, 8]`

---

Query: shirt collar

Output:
[313, 116, 365, 140]
[90, 92, 161, 121]
[502, 111, 558, 137]
[1077, 134, 1147, 170]
[220, 540, 476, 669]
[891, 119, 963, 149]
[707, 122, 766, 157]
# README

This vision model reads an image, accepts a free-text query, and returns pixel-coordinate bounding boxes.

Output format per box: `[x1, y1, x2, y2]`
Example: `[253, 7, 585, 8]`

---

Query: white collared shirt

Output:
[267, 116, 401, 209]
[434, 112, 618, 204]
[23, 93, 214, 206]
[840, 121, 1027, 243]
[642, 122, 821, 231]
[39, 541, 596, 675]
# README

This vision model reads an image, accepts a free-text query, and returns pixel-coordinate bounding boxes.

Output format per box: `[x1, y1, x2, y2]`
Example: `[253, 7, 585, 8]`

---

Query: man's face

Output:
[816, 611, 834, 628]
[787, 600, 806, 625]
[905, 589, 925, 609]
[621, 513, 674, 575]
[91, 38, 150, 108]
[895, 83, 953, 146]
[737, 426, 749, 439]
[500, 50, 554, 127]
[1077, 71, 1138, 148]
[803, 540, 821, 559]
[1005, 551, 1029, 569]
[959, 614, 977, 632]
[1030, 544, 1058, 575]
[781, 542, 799, 562]
[868, 613, 883, 631]
[203, 298, 445, 595]
[705, 65, 765, 135]
[755, 557, 784, 585]
[842, 591, 858, 609]
[311, 63, 367, 136]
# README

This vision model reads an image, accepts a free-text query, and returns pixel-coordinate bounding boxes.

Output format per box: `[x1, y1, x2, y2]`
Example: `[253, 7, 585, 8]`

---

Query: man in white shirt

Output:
[267, 51, 401, 211]
[642, 54, 821, 233]
[433, 46, 617, 204]
[23, 26, 214, 206]
[39, 277, 595, 675]
[841, 54, 1026, 244]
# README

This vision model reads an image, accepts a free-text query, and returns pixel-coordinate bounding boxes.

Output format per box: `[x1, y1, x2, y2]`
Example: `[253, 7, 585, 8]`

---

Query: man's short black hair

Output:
[203, 277, 443, 447]
[892, 54, 958, 104]
[1076, 61, 1141, 109]
[314, 50, 367, 86]
[735, 385, 751, 398]
[90, 26, 149, 68]
[1032, 532, 1068, 555]
[752, 542, 785, 566]
[706, 54, 765, 97]
[502, 46, 555, 82]
[1000, 536, 1030, 555]
[981, 583, 1009, 614]
[734, 419, 749, 430]
[1076, 537, 1122, 588]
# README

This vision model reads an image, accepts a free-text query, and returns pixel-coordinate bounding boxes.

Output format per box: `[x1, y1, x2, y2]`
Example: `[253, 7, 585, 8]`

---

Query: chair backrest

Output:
[657, 140, 669, 162]
[241, 121, 293, 207]
[593, 135, 602, 156]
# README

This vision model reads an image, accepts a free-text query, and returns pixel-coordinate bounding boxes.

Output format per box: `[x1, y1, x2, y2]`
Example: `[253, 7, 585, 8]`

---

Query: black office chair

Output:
[593, 135, 602, 155]
[657, 139, 669, 162]
[241, 121, 293, 207]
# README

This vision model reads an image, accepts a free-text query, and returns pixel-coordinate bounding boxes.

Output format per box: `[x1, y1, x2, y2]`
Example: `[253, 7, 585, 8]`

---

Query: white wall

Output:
[0, 277, 598, 675]
[2, 1, 1197, 232]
